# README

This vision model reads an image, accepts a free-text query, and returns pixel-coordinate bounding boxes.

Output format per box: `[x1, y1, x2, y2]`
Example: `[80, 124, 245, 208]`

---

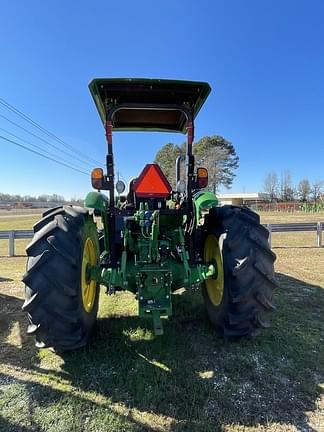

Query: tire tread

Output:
[23, 206, 99, 352]
[203, 205, 277, 338]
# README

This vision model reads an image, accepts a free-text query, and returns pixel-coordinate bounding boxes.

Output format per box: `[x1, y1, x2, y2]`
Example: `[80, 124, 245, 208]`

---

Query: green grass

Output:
[0, 212, 323, 431]
[0, 214, 41, 230]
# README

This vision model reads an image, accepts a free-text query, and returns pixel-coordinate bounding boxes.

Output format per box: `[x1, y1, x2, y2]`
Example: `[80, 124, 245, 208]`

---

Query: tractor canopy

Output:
[89, 78, 211, 133]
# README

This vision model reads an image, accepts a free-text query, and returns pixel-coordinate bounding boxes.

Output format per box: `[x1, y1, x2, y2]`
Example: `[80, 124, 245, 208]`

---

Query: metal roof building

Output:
[217, 193, 270, 206]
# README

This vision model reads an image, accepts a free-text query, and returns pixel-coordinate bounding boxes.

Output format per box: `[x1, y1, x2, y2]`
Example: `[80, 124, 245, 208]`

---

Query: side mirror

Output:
[91, 168, 110, 190]
[196, 167, 208, 189]
[116, 180, 126, 194]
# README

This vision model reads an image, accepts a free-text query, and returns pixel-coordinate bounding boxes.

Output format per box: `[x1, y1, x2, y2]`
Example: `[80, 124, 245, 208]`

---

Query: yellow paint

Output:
[81, 237, 97, 313]
[204, 235, 224, 306]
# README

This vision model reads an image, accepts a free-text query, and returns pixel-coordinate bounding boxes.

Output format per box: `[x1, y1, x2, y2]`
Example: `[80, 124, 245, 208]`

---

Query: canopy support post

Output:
[105, 119, 115, 208]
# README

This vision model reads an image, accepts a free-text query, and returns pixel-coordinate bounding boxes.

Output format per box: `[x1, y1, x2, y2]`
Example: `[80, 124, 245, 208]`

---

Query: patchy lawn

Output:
[0, 214, 41, 231]
[259, 211, 324, 224]
[0, 213, 323, 431]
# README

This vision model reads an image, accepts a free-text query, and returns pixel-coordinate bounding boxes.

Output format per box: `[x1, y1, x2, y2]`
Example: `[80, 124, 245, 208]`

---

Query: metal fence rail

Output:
[0, 230, 33, 256]
[265, 222, 323, 248]
[0, 223, 323, 257]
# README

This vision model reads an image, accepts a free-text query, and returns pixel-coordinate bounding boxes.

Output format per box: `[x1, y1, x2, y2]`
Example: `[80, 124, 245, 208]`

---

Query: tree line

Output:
[154, 137, 323, 205]
[263, 171, 324, 203]
[0, 192, 82, 204]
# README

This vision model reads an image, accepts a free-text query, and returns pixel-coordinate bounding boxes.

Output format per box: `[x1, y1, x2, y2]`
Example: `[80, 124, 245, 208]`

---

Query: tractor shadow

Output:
[60, 273, 323, 431]
[0, 294, 157, 431]
[0, 292, 36, 368]
[0, 274, 323, 431]
[0, 371, 157, 432]
[0, 277, 13, 282]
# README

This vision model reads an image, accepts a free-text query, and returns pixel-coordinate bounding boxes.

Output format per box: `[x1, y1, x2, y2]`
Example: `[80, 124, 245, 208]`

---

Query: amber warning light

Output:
[196, 167, 208, 189]
[91, 168, 109, 190]
[134, 164, 172, 198]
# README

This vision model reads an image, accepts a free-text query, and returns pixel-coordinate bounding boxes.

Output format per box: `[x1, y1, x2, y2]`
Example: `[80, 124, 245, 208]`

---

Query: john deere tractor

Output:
[23, 78, 277, 351]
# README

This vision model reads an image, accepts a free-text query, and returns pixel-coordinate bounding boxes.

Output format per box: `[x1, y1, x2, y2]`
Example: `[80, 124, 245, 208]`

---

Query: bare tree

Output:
[297, 179, 311, 202]
[263, 172, 279, 201]
[310, 180, 324, 203]
[279, 170, 295, 201]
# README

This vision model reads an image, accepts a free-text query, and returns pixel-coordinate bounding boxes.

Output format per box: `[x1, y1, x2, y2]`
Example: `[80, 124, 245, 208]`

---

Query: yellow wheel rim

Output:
[204, 234, 224, 306]
[81, 237, 97, 313]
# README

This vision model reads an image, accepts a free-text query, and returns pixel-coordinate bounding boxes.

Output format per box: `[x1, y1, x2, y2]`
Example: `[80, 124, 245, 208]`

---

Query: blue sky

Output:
[0, 0, 323, 199]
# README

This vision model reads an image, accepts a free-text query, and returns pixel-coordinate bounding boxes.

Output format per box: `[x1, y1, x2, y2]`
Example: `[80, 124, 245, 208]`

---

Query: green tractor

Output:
[23, 78, 277, 351]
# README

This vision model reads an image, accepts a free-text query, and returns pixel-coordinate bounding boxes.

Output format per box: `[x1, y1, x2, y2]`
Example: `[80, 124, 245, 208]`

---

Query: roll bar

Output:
[104, 103, 195, 207]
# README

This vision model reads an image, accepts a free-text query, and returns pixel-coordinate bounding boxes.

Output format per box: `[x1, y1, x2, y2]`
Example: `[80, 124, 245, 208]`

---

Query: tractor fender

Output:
[193, 191, 218, 223]
[84, 191, 109, 212]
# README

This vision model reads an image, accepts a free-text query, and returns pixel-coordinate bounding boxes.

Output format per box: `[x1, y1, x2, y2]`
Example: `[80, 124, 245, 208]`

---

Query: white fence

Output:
[0, 230, 33, 256]
[265, 222, 323, 248]
[0, 223, 323, 257]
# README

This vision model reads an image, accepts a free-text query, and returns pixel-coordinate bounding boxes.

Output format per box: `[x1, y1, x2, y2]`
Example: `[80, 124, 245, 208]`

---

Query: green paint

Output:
[93, 200, 219, 335]
[84, 78, 220, 335]
[193, 191, 218, 223]
[84, 192, 110, 253]
[84, 192, 109, 212]
[88, 78, 211, 132]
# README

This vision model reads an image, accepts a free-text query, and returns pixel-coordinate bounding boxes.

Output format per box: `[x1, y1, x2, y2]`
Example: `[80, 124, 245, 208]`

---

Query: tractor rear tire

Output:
[202, 205, 277, 338]
[22, 206, 100, 352]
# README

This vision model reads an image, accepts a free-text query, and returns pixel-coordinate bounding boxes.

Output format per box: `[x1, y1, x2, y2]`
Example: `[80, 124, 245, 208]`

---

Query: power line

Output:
[0, 126, 90, 174]
[0, 97, 103, 167]
[0, 112, 97, 169]
[0, 134, 88, 176]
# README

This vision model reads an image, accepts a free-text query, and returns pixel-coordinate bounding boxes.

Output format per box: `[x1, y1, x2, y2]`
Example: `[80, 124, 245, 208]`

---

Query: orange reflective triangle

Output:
[134, 164, 172, 197]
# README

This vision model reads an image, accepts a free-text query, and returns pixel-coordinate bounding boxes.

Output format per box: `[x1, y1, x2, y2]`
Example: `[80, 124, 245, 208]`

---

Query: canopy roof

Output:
[88, 78, 211, 133]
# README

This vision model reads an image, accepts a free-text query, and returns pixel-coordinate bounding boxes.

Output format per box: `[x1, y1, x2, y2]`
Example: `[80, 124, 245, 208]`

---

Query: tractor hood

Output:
[89, 78, 211, 133]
